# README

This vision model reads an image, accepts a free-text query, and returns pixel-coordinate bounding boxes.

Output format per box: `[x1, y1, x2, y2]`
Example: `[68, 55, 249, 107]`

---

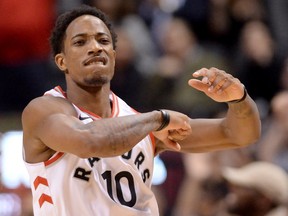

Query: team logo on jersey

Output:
[79, 115, 93, 123]
[79, 115, 91, 121]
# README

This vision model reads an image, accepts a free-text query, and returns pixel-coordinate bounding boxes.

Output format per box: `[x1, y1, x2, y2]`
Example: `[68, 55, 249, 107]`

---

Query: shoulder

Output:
[22, 95, 77, 134]
[22, 95, 78, 162]
[22, 95, 76, 120]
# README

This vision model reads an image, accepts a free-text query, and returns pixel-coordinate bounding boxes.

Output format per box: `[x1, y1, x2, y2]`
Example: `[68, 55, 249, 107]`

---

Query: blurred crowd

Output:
[1, 0, 288, 215]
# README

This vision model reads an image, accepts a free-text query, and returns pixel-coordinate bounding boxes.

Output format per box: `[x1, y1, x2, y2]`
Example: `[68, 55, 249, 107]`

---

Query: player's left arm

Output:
[166, 67, 261, 153]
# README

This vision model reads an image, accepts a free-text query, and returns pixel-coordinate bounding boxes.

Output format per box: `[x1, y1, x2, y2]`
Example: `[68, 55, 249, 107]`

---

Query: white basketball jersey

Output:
[24, 86, 159, 216]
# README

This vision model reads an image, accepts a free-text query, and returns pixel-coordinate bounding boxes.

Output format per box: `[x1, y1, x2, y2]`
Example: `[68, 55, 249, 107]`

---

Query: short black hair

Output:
[50, 4, 117, 56]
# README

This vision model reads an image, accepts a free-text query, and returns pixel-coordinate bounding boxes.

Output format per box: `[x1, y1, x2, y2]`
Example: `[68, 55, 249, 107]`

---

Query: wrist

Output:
[227, 86, 247, 104]
[156, 110, 170, 131]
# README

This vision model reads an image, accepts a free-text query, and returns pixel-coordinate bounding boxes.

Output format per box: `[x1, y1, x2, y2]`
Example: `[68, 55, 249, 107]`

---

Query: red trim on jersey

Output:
[78, 107, 102, 119]
[33, 176, 49, 190]
[77, 92, 120, 119]
[130, 107, 140, 115]
[33, 176, 54, 207]
[39, 193, 54, 207]
[44, 152, 64, 166]
[111, 92, 120, 117]
[149, 133, 156, 156]
[54, 86, 67, 97]
[48, 86, 120, 119]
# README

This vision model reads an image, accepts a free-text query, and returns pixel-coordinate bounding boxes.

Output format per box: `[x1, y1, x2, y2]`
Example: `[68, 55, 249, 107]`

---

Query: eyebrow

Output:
[71, 32, 110, 40]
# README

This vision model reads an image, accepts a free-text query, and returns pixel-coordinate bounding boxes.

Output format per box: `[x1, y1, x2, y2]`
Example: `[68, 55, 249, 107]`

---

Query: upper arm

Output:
[22, 96, 93, 162]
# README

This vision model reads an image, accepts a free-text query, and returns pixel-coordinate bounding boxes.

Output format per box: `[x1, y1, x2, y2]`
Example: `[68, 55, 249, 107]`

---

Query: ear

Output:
[112, 50, 116, 66]
[113, 50, 116, 59]
[55, 53, 67, 72]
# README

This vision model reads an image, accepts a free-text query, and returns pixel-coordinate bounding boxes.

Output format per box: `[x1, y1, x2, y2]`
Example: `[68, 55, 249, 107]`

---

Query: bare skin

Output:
[155, 67, 261, 154]
[22, 15, 261, 164]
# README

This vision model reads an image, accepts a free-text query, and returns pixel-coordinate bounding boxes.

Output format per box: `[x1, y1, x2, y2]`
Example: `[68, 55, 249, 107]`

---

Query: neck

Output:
[66, 83, 112, 118]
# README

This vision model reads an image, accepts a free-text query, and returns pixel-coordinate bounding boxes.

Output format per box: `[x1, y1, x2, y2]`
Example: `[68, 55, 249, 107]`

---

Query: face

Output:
[55, 15, 116, 88]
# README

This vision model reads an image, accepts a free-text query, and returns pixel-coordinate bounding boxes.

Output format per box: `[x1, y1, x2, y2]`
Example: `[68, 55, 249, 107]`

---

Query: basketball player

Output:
[22, 5, 261, 216]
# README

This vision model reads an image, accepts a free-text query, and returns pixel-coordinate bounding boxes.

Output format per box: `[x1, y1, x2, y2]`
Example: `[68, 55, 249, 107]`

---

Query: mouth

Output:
[84, 56, 107, 66]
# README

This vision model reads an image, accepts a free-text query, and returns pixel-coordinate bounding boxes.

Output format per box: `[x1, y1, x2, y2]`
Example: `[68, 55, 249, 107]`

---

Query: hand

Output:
[188, 67, 245, 103]
[153, 110, 191, 151]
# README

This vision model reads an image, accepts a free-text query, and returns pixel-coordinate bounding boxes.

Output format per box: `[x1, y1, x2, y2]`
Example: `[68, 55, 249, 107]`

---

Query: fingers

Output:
[208, 76, 229, 94]
[165, 110, 191, 131]
[192, 67, 234, 93]
[190, 67, 245, 102]
[168, 128, 191, 141]
[153, 111, 191, 151]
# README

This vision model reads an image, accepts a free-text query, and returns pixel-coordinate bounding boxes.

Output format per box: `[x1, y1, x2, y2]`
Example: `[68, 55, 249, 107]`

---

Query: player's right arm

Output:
[22, 96, 191, 163]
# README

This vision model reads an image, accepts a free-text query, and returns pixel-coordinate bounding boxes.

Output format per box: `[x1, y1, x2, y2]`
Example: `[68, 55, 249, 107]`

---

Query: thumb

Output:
[163, 138, 181, 151]
[188, 79, 207, 92]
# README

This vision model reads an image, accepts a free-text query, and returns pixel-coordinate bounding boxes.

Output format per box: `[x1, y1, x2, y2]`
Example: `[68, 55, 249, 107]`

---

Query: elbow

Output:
[240, 135, 260, 147]
[224, 121, 261, 148]
[253, 127, 261, 143]
[246, 122, 262, 146]
[73, 130, 107, 158]
[235, 127, 261, 147]
[76, 140, 105, 158]
[73, 141, 97, 159]
[77, 130, 124, 158]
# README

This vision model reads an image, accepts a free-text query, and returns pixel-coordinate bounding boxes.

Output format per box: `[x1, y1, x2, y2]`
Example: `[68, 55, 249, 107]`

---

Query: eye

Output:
[73, 39, 85, 46]
[99, 38, 111, 45]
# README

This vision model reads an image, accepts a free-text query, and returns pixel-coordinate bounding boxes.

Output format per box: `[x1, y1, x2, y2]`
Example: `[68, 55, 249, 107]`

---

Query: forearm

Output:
[174, 94, 260, 153]
[224, 93, 261, 145]
[79, 111, 161, 157]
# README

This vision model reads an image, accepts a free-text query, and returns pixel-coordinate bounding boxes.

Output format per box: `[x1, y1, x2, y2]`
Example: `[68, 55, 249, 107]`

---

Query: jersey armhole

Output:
[44, 152, 64, 166]
[148, 133, 156, 157]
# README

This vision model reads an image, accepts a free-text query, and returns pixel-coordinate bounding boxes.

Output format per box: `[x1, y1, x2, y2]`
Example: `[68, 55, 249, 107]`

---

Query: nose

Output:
[88, 39, 102, 55]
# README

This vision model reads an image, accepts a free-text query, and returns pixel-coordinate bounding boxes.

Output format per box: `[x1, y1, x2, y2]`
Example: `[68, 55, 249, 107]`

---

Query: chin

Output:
[84, 76, 110, 86]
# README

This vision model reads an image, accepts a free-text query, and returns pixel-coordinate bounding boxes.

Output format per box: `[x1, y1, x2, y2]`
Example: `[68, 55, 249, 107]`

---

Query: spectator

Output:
[143, 16, 229, 117]
[233, 20, 283, 117]
[221, 161, 288, 216]
[257, 91, 288, 172]
[265, 0, 288, 59]
[172, 146, 254, 216]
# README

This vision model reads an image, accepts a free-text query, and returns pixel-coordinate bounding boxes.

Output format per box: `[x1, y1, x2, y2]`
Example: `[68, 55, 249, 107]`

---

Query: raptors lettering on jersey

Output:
[74, 149, 150, 184]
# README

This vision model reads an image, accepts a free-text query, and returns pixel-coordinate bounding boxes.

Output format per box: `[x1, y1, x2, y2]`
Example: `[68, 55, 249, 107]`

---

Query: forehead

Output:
[65, 15, 111, 38]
